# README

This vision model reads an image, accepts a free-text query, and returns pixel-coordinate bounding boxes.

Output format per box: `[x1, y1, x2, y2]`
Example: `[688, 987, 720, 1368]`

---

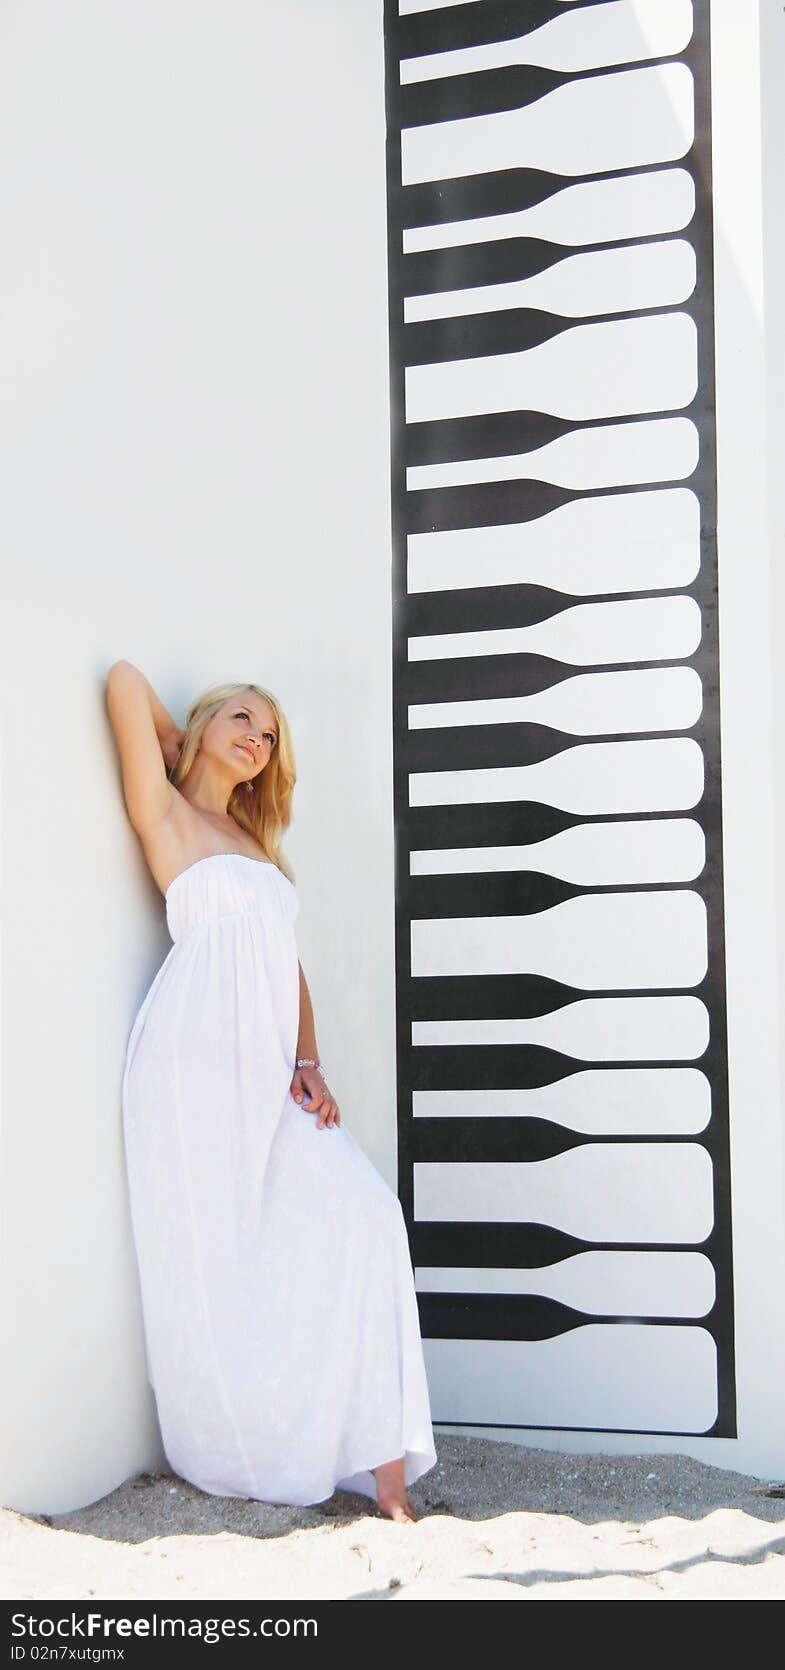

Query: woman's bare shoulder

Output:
[138, 795, 268, 898]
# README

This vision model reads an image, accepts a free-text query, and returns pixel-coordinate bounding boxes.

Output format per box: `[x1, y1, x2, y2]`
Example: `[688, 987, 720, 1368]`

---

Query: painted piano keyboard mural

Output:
[383, 0, 735, 1436]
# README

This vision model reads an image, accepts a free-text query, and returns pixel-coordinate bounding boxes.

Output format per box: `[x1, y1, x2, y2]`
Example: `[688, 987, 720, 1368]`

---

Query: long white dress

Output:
[121, 851, 437, 1506]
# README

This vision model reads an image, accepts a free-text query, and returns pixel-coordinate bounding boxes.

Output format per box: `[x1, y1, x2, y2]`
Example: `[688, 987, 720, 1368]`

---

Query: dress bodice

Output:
[164, 852, 298, 943]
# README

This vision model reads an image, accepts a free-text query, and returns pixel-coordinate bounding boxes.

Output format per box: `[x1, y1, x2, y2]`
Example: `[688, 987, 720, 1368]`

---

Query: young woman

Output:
[106, 660, 436, 1522]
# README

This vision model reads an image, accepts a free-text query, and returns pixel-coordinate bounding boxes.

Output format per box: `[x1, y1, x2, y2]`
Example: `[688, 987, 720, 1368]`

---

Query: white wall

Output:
[761, 2, 785, 1253]
[0, 1, 394, 1513]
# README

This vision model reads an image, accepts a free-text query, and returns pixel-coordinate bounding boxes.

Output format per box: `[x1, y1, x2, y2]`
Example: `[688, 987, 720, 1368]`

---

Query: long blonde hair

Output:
[169, 681, 296, 884]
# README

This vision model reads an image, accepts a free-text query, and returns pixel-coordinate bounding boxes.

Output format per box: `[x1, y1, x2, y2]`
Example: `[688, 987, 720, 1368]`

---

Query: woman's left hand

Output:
[290, 1065, 341, 1129]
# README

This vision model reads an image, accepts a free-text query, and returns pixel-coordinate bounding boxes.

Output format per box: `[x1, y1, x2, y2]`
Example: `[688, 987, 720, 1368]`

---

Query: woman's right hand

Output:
[162, 727, 187, 772]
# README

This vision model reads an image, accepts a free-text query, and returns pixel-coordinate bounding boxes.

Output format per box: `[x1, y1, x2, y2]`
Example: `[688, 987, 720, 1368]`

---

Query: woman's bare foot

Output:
[372, 1456, 417, 1523]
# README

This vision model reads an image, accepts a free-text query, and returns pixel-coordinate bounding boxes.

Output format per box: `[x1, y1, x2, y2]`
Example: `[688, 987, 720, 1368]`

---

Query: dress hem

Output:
[165, 1442, 437, 1509]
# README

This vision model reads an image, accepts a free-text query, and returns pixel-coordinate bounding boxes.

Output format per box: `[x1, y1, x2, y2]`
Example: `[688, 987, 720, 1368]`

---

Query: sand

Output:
[3, 1435, 785, 1601]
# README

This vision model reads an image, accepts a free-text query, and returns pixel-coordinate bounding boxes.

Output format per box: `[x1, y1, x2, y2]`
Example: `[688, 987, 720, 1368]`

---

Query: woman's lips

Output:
[235, 743, 254, 760]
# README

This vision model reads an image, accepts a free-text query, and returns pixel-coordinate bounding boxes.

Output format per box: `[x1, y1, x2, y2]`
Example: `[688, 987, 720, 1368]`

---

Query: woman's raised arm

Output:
[105, 660, 184, 835]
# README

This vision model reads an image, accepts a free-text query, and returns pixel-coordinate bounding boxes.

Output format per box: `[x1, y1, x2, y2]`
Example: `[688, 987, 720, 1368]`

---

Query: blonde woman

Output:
[107, 660, 436, 1522]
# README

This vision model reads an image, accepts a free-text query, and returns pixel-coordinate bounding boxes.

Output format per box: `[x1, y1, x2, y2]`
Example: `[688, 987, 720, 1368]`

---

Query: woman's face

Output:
[203, 691, 279, 783]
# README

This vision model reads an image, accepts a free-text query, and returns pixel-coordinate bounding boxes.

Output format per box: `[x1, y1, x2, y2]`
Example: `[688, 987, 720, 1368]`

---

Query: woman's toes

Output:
[376, 1489, 417, 1524]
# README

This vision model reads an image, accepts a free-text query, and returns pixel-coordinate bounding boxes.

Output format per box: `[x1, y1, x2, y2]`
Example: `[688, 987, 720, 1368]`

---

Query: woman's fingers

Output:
[316, 1097, 340, 1130]
[292, 1070, 341, 1129]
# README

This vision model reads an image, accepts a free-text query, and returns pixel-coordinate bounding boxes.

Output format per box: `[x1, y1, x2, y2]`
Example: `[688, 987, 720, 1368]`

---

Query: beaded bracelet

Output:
[296, 1057, 327, 1079]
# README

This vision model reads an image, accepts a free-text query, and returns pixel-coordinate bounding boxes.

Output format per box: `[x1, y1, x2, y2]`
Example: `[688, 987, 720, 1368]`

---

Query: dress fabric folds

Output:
[121, 852, 436, 1505]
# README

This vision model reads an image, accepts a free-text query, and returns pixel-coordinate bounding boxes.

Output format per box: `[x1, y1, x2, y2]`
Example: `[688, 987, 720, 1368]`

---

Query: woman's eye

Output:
[233, 710, 275, 745]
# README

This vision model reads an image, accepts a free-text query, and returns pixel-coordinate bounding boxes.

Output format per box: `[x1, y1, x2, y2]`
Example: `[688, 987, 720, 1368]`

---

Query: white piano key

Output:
[415, 1250, 715, 1319]
[405, 238, 696, 323]
[403, 168, 695, 253]
[410, 886, 707, 986]
[402, 1, 693, 81]
[412, 994, 709, 1061]
[401, 64, 695, 186]
[406, 311, 697, 424]
[415, 1141, 713, 1240]
[423, 1328, 717, 1432]
[410, 816, 706, 886]
[407, 415, 698, 492]
[410, 736, 704, 813]
[407, 488, 700, 596]
[409, 667, 702, 736]
[412, 1067, 712, 1135]
[408, 594, 701, 666]
[400, 3, 669, 15]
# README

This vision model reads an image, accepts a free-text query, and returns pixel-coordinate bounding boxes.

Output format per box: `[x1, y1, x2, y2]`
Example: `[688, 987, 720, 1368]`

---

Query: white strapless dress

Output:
[121, 852, 436, 1506]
